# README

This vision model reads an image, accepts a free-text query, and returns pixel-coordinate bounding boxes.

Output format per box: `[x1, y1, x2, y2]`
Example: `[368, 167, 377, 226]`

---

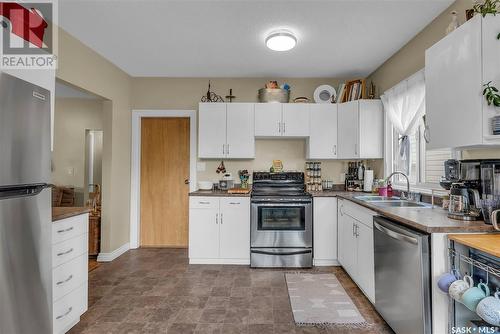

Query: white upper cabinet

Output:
[426, 15, 500, 149]
[307, 104, 338, 159]
[255, 103, 282, 136]
[255, 103, 310, 137]
[199, 103, 227, 158]
[198, 103, 255, 159]
[282, 104, 310, 137]
[226, 103, 255, 158]
[338, 100, 383, 159]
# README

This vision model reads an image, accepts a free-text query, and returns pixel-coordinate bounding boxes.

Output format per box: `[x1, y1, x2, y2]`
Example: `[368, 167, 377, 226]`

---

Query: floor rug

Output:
[285, 273, 368, 328]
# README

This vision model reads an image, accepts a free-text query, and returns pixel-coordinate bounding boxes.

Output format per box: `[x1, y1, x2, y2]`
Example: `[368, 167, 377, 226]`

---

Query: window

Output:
[383, 69, 452, 189]
[390, 118, 452, 186]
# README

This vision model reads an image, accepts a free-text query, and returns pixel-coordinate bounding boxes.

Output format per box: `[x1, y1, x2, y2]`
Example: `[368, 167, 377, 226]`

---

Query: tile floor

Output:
[69, 249, 394, 334]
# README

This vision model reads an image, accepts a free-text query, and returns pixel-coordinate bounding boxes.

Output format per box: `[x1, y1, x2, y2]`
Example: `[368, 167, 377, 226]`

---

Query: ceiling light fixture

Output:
[265, 30, 297, 52]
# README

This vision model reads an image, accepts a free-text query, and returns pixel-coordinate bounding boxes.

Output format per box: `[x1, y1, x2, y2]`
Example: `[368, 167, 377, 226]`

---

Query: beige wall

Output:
[368, 0, 499, 160]
[52, 98, 103, 189]
[132, 77, 385, 183]
[56, 28, 132, 253]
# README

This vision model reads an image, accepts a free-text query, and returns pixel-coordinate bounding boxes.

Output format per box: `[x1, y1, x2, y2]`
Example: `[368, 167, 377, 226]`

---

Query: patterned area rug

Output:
[285, 273, 368, 328]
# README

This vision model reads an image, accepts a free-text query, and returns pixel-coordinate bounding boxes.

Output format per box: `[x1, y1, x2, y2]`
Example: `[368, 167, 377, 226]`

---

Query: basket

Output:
[258, 88, 290, 103]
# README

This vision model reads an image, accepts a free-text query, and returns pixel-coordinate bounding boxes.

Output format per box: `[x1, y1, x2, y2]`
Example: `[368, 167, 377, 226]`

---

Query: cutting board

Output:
[227, 188, 251, 194]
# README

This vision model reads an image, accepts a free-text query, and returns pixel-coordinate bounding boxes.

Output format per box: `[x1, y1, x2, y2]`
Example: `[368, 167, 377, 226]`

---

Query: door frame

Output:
[130, 110, 197, 249]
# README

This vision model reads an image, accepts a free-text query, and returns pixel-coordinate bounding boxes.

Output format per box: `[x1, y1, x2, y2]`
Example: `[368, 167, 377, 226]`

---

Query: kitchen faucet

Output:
[386, 172, 410, 200]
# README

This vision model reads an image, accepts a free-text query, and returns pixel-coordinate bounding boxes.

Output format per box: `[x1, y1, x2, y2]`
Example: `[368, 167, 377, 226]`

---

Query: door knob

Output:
[184, 179, 190, 184]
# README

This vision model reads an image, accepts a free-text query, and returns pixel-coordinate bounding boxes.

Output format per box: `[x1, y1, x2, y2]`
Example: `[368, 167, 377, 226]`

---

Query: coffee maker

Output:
[442, 159, 500, 222]
[448, 182, 481, 220]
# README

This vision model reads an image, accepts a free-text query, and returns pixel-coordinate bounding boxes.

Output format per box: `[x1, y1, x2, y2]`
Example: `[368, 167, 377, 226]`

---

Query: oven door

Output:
[250, 198, 312, 248]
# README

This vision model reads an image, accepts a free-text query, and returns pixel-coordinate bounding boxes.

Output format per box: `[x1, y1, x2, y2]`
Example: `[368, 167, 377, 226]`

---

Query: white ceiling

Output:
[59, 0, 453, 78]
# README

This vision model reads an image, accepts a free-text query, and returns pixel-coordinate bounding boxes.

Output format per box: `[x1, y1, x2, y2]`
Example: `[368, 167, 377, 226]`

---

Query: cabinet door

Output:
[337, 202, 356, 276]
[308, 104, 338, 159]
[338, 101, 359, 159]
[313, 197, 338, 264]
[282, 104, 310, 137]
[219, 197, 250, 261]
[226, 104, 255, 158]
[198, 103, 227, 158]
[188, 200, 220, 260]
[425, 16, 483, 149]
[255, 103, 282, 137]
[356, 222, 375, 303]
[482, 15, 500, 142]
[358, 100, 383, 159]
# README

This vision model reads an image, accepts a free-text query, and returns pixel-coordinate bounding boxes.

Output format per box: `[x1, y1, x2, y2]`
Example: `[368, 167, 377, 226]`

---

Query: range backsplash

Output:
[197, 139, 384, 184]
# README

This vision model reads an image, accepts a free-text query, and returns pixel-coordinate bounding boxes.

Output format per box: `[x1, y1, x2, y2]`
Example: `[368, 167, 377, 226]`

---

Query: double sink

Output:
[355, 195, 431, 208]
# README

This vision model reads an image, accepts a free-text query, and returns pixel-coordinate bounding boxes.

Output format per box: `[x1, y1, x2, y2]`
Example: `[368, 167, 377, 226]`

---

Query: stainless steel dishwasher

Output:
[373, 216, 431, 334]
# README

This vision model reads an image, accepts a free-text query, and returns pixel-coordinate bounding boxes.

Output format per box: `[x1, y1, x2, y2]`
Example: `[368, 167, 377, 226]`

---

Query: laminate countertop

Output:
[189, 190, 251, 197]
[448, 234, 500, 258]
[52, 207, 91, 222]
[312, 191, 495, 234]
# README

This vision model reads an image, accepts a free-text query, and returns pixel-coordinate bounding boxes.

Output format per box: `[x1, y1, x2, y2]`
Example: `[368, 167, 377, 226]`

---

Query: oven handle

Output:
[251, 249, 312, 256]
[251, 201, 312, 205]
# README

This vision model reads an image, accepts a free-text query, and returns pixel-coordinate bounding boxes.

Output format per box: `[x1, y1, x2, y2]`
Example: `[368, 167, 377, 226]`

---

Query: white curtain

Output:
[381, 69, 425, 173]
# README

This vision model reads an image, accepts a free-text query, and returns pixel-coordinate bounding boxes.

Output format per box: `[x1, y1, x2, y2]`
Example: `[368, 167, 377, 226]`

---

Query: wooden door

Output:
[140, 117, 190, 247]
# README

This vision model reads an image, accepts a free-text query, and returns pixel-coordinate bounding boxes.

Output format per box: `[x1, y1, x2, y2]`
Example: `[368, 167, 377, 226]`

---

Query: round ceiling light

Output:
[265, 30, 297, 52]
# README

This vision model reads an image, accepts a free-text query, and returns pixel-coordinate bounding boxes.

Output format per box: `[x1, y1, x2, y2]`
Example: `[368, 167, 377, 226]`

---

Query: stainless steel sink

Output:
[370, 200, 430, 208]
[354, 195, 401, 201]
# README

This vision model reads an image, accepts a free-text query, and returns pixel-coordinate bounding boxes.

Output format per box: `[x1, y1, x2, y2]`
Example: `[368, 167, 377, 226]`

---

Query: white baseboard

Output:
[313, 259, 340, 266]
[189, 258, 250, 265]
[97, 243, 130, 262]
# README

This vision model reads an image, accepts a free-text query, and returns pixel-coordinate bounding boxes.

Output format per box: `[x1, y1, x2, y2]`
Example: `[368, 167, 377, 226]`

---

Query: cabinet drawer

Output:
[189, 197, 219, 209]
[53, 253, 88, 302]
[52, 214, 88, 245]
[53, 234, 88, 268]
[53, 283, 87, 334]
[341, 200, 375, 228]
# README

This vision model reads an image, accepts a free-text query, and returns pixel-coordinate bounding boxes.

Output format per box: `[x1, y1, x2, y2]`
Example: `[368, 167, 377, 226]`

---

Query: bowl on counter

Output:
[198, 181, 213, 190]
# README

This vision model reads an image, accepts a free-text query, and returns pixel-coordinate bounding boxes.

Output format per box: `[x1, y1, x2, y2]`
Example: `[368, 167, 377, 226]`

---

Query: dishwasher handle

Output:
[374, 221, 418, 245]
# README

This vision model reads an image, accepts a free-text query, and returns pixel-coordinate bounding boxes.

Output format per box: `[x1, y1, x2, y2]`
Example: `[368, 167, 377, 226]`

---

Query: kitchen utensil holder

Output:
[449, 248, 500, 278]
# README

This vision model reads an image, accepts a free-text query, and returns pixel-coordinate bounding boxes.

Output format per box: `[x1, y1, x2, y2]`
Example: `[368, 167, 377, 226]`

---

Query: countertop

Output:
[189, 189, 495, 233]
[52, 207, 91, 222]
[448, 234, 500, 257]
[333, 191, 494, 234]
[189, 190, 251, 197]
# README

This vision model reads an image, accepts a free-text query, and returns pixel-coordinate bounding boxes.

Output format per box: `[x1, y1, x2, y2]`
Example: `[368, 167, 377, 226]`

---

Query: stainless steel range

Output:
[250, 171, 312, 268]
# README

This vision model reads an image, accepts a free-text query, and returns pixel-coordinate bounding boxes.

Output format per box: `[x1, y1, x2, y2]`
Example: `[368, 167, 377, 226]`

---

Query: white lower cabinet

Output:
[337, 199, 376, 303]
[52, 213, 89, 334]
[313, 197, 338, 266]
[189, 196, 250, 264]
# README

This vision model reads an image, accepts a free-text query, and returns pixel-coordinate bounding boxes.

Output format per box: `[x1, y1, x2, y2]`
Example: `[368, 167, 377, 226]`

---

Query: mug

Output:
[476, 291, 500, 326]
[461, 282, 490, 311]
[449, 275, 473, 302]
[437, 269, 459, 293]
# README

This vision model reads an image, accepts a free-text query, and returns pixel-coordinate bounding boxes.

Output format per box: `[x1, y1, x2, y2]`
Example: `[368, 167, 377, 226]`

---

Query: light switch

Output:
[67, 167, 75, 176]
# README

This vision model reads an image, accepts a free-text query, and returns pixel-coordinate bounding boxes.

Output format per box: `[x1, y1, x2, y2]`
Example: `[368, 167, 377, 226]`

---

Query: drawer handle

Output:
[57, 226, 74, 234]
[57, 248, 74, 257]
[229, 202, 240, 205]
[199, 201, 210, 205]
[56, 307, 73, 320]
[56, 274, 73, 286]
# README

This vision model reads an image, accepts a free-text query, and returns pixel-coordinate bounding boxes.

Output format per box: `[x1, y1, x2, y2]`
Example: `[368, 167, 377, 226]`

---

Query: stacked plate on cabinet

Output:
[493, 116, 500, 135]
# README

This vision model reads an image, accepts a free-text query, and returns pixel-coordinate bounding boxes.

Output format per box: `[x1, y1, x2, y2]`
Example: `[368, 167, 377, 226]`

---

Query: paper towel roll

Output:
[363, 170, 374, 192]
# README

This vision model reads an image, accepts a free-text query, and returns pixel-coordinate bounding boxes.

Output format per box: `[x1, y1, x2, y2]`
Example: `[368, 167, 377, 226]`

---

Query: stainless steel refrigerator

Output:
[0, 72, 52, 333]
